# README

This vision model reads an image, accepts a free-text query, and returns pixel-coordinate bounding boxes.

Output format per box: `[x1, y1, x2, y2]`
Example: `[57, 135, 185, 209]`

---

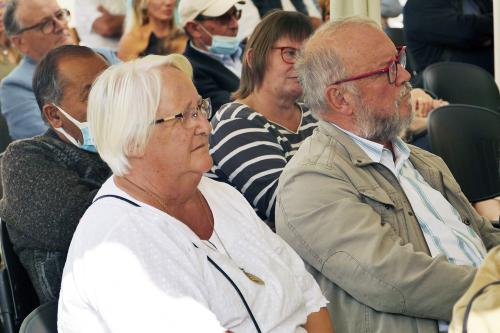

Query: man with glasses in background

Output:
[180, 0, 244, 112]
[275, 17, 500, 333]
[0, 0, 119, 140]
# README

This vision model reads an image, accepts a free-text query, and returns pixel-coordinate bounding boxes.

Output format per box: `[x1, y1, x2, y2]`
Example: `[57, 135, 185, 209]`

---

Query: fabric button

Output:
[463, 218, 471, 226]
[408, 211, 414, 216]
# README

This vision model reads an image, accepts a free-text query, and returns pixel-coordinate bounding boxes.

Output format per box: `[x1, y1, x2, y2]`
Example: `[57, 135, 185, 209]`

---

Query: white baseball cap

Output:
[179, 0, 245, 27]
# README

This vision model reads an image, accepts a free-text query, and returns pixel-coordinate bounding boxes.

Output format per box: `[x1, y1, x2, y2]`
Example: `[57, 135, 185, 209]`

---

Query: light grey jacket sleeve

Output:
[276, 164, 475, 321]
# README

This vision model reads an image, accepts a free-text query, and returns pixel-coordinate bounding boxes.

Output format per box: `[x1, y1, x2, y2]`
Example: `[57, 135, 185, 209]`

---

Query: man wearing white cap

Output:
[180, 0, 244, 112]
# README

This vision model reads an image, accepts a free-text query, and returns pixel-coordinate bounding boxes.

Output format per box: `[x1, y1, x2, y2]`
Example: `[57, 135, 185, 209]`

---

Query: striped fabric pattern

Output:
[208, 102, 317, 225]
[336, 124, 487, 268]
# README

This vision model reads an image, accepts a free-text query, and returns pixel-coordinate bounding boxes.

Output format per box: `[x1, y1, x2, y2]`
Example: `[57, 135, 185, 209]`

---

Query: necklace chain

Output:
[197, 192, 232, 257]
[122, 176, 169, 211]
[197, 192, 265, 285]
[122, 176, 265, 285]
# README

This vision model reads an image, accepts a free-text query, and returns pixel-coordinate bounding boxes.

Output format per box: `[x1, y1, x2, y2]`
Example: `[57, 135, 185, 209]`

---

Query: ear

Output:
[324, 84, 353, 116]
[245, 48, 253, 69]
[43, 104, 63, 128]
[9, 35, 26, 54]
[185, 21, 202, 39]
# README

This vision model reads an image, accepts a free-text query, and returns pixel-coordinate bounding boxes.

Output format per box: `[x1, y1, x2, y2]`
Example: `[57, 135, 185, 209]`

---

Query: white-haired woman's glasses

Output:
[154, 98, 212, 127]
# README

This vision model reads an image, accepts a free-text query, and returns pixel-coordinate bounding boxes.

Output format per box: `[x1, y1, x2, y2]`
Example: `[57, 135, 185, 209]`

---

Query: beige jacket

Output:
[276, 121, 500, 333]
[449, 246, 500, 333]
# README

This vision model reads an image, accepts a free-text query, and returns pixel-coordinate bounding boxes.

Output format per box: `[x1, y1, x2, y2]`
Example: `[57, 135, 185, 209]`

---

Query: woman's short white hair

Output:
[88, 54, 193, 176]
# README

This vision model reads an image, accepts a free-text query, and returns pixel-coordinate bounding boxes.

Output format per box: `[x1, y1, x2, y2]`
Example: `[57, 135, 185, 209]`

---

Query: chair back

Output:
[0, 111, 12, 153]
[0, 152, 4, 199]
[422, 62, 500, 111]
[427, 104, 500, 202]
[384, 27, 417, 77]
[0, 219, 40, 333]
[19, 301, 58, 333]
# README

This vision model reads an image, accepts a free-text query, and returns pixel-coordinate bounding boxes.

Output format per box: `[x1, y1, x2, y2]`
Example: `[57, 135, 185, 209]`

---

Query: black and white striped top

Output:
[208, 102, 318, 227]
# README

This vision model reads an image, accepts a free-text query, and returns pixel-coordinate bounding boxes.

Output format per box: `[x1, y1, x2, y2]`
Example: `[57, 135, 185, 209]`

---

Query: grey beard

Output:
[354, 83, 414, 143]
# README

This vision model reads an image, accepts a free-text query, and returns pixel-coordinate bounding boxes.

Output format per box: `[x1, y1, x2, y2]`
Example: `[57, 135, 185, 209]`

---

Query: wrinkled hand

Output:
[410, 88, 448, 118]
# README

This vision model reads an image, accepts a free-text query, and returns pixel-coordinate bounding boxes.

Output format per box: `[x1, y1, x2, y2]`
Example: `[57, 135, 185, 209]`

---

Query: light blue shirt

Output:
[190, 41, 242, 79]
[0, 47, 120, 140]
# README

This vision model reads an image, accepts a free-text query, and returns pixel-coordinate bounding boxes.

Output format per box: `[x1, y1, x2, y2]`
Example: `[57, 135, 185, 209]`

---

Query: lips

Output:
[193, 143, 208, 151]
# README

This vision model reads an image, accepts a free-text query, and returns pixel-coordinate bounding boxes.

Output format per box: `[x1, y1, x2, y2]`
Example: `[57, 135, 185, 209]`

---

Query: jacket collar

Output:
[317, 120, 443, 185]
[317, 120, 381, 167]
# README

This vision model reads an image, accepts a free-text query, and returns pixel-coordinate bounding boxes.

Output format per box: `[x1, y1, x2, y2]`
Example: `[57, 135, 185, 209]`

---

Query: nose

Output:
[194, 116, 212, 136]
[396, 64, 411, 86]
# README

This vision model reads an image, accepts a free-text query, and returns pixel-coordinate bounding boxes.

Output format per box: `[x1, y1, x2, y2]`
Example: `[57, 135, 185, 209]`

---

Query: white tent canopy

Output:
[331, 0, 381, 26]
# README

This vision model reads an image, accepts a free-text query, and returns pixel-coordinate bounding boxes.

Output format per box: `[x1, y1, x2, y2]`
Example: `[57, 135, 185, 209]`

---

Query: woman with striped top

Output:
[209, 10, 315, 227]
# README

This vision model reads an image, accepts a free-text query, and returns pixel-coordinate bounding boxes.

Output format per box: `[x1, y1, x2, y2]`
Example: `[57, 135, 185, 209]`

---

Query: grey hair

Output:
[296, 16, 380, 117]
[4, 0, 23, 36]
[88, 54, 193, 176]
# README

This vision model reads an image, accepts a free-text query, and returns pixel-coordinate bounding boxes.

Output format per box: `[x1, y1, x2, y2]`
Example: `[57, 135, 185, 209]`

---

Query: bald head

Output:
[296, 16, 413, 143]
[297, 17, 385, 114]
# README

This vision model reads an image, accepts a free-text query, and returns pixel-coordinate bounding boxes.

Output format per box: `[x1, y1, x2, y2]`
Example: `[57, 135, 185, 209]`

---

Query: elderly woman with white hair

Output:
[57, 54, 334, 333]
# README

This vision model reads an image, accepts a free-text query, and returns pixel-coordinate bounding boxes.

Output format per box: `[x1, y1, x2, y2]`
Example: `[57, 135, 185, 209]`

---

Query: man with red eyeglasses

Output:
[180, 0, 244, 112]
[0, 0, 119, 140]
[275, 17, 500, 333]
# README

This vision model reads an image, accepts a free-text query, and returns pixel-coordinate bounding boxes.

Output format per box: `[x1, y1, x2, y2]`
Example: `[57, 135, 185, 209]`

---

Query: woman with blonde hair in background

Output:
[0, 0, 20, 79]
[118, 0, 186, 61]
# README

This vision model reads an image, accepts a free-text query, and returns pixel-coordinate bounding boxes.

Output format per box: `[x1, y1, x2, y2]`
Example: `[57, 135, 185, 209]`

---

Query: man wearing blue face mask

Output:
[0, 45, 111, 304]
[180, 0, 244, 112]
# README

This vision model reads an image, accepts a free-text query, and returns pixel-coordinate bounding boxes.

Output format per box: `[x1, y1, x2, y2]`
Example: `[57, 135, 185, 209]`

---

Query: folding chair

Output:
[19, 301, 58, 333]
[422, 62, 500, 112]
[427, 104, 500, 203]
[0, 219, 40, 333]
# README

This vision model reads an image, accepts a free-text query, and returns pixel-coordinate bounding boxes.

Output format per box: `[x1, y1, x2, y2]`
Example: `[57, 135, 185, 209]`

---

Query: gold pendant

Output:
[241, 268, 265, 285]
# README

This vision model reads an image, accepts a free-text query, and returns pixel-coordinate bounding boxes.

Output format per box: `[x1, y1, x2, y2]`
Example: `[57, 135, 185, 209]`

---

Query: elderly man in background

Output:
[0, 45, 110, 303]
[0, 0, 119, 140]
[275, 17, 500, 333]
[180, 0, 243, 112]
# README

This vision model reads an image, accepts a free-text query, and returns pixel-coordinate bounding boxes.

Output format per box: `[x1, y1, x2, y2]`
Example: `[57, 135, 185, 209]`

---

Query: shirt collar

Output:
[330, 123, 411, 166]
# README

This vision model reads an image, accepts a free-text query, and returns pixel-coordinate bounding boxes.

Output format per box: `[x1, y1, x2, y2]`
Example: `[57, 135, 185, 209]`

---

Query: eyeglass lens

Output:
[41, 9, 70, 34]
[281, 48, 297, 64]
[389, 48, 406, 84]
[216, 8, 241, 23]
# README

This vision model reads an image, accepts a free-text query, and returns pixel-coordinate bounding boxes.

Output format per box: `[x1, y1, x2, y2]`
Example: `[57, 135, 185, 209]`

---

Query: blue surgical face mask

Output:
[53, 105, 97, 153]
[198, 24, 240, 56]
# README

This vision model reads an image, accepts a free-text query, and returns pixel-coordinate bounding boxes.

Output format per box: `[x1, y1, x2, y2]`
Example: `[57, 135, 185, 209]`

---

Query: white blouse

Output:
[58, 177, 327, 333]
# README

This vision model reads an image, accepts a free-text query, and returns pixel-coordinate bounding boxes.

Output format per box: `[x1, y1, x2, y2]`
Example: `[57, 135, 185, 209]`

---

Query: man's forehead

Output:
[58, 55, 108, 85]
[17, 0, 60, 24]
[333, 25, 395, 69]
